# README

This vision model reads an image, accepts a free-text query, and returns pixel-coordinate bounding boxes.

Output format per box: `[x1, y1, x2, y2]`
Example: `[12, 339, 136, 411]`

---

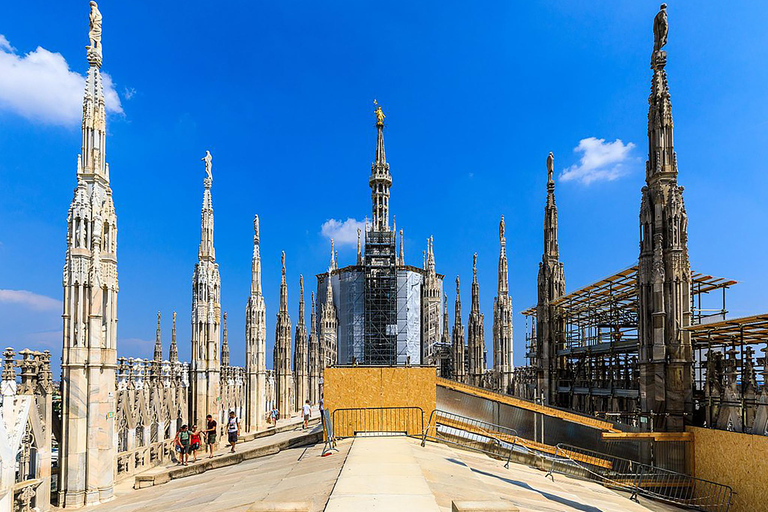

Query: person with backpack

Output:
[174, 424, 190, 466]
[205, 414, 217, 458]
[226, 410, 241, 453]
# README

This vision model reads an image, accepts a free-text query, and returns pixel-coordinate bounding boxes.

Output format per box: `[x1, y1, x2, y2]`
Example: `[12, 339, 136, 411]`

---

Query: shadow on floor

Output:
[469, 467, 606, 512]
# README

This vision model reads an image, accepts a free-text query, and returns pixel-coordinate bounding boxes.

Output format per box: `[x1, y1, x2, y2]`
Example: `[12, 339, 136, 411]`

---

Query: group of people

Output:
[173, 411, 241, 466]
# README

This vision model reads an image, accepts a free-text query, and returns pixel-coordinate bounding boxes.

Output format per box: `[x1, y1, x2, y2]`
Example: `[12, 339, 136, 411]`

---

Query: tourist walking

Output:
[302, 400, 311, 430]
[174, 424, 190, 466]
[205, 414, 217, 458]
[189, 425, 201, 462]
[227, 410, 241, 453]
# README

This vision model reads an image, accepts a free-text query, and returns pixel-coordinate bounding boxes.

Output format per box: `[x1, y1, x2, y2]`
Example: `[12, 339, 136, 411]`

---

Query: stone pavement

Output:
[60, 431, 685, 512]
[132, 414, 321, 488]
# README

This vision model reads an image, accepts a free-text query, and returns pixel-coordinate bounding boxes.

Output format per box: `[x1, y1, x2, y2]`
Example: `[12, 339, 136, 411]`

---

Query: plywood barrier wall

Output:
[687, 426, 768, 512]
[324, 367, 436, 437]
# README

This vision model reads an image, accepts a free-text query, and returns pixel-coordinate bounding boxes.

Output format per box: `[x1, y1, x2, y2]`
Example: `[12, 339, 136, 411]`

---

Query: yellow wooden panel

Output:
[688, 426, 768, 512]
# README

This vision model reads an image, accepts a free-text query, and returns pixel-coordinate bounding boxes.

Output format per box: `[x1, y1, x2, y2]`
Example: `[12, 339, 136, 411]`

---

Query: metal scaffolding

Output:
[520, 265, 735, 425]
[364, 230, 398, 365]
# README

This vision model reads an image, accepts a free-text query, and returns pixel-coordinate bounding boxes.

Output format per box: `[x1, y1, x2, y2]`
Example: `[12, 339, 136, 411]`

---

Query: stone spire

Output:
[493, 216, 514, 394]
[60, 2, 119, 504]
[452, 277, 466, 383]
[638, 4, 692, 431]
[422, 236, 441, 365]
[320, 271, 338, 368]
[245, 215, 267, 431]
[274, 251, 293, 417]
[308, 292, 320, 404]
[190, 150, 222, 426]
[370, 101, 392, 232]
[154, 312, 163, 361]
[170, 311, 178, 363]
[399, 229, 405, 267]
[294, 275, 308, 410]
[199, 151, 215, 261]
[356, 228, 363, 266]
[330, 239, 337, 270]
[467, 254, 486, 387]
[221, 312, 229, 366]
[536, 152, 566, 404]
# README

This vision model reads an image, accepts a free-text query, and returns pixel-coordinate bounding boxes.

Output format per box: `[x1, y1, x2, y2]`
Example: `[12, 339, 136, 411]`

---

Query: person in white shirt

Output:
[302, 400, 311, 430]
[226, 411, 240, 453]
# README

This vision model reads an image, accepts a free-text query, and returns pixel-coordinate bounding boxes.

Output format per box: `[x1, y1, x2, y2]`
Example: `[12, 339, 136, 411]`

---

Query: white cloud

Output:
[320, 218, 365, 246]
[0, 34, 123, 126]
[560, 137, 636, 185]
[124, 86, 136, 100]
[0, 289, 62, 311]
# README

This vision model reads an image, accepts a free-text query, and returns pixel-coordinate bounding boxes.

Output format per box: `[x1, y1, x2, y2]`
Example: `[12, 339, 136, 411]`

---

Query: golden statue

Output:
[374, 100, 385, 125]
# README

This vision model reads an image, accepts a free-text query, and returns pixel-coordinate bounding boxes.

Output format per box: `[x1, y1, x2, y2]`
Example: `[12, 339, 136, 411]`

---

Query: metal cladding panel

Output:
[319, 268, 365, 365]
[397, 270, 422, 365]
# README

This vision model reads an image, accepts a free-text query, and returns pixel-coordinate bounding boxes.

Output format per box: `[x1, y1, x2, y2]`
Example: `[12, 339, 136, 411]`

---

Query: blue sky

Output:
[1, 1, 767, 373]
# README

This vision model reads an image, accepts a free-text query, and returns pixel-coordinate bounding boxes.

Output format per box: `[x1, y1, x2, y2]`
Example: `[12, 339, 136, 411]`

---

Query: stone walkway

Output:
[131, 414, 321, 488]
[62, 433, 684, 512]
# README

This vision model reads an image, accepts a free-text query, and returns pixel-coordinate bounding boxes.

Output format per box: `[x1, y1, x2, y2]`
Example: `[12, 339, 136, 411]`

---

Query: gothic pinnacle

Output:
[170, 311, 178, 362]
[252, 215, 262, 295]
[399, 229, 404, 267]
[222, 311, 229, 366]
[371, 100, 391, 232]
[356, 228, 362, 266]
[299, 275, 306, 322]
[154, 311, 162, 361]
[498, 215, 509, 296]
[280, 251, 288, 313]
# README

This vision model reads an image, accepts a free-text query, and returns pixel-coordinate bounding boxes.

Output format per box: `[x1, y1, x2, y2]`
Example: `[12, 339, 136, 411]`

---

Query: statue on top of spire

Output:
[374, 99, 385, 126]
[499, 215, 505, 240]
[88, 1, 102, 50]
[652, 4, 668, 68]
[202, 150, 213, 180]
[547, 152, 554, 183]
[653, 4, 668, 53]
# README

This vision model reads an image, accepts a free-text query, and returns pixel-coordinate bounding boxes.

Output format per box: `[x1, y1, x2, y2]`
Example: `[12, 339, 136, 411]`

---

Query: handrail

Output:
[331, 407, 424, 439]
[546, 443, 732, 512]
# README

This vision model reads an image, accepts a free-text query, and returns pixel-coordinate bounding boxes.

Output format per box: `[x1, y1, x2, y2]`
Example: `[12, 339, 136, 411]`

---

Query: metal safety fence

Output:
[546, 443, 733, 512]
[421, 409, 519, 468]
[331, 407, 424, 438]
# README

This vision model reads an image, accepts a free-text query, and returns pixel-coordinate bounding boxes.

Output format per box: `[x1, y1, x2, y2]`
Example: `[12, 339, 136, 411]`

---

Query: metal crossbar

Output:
[422, 410, 519, 468]
[331, 407, 424, 438]
[546, 443, 732, 511]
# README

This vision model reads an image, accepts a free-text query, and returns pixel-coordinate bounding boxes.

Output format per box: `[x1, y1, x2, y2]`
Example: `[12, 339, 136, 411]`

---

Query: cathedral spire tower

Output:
[190, 150, 222, 426]
[294, 275, 308, 409]
[59, 2, 119, 505]
[422, 236, 441, 365]
[638, 4, 692, 431]
[467, 254, 486, 387]
[154, 312, 163, 361]
[356, 228, 363, 266]
[245, 215, 267, 431]
[320, 271, 338, 369]
[308, 292, 320, 404]
[274, 252, 293, 417]
[536, 152, 566, 404]
[493, 216, 514, 393]
[370, 101, 392, 232]
[452, 277, 466, 383]
[221, 312, 230, 367]
[170, 311, 178, 363]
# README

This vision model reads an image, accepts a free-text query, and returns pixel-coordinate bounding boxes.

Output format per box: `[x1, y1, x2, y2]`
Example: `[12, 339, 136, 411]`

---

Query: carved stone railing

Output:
[114, 357, 189, 479]
[0, 348, 54, 512]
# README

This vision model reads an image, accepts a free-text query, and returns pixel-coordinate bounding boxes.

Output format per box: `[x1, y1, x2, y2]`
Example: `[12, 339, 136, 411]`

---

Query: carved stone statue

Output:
[653, 4, 668, 53]
[88, 2, 102, 50]
[202, 150, 213, 180]
[547, 152, 554, 182]
[499, 215, 505, 240]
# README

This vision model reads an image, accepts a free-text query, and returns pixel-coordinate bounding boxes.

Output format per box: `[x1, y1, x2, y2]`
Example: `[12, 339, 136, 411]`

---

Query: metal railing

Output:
[331, 407, 424, 438]
[546, 443, 732, 512]
[421, 410, 518, 468]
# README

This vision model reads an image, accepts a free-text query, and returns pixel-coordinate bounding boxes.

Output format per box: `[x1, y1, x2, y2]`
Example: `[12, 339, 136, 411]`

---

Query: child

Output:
[174, 424, 190, 466]
[189, 425, 201, 462]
